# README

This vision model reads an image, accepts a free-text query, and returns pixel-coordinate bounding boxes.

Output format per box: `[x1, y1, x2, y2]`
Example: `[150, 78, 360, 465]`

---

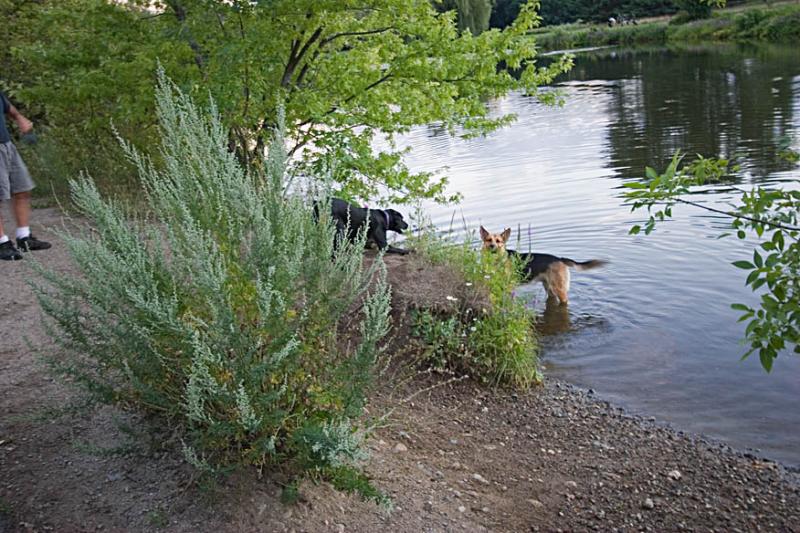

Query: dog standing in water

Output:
[480, 226, 605, 304]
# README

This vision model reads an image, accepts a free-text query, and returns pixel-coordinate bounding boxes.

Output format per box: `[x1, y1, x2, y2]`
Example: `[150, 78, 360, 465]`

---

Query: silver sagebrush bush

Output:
[34, 70, 391, 480]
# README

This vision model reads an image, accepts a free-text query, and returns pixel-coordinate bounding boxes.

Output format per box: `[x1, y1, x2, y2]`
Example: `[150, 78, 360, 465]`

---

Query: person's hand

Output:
[17, 116, 33, 134]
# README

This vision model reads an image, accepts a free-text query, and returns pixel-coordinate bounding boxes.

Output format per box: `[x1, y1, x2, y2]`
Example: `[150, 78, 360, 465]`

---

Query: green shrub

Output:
[734, 8, 768, 36]
[534, 3, 800, 51]
[668, 16, 732, 42]
[33, 71, 392, 498]
[762, 11, 800, 42]
[408, 230, 540, 388]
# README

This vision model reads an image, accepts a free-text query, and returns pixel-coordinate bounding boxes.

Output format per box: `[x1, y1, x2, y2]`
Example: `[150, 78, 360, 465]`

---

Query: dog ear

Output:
[501, 228, 511, 242]
[479, 226, 489, 240]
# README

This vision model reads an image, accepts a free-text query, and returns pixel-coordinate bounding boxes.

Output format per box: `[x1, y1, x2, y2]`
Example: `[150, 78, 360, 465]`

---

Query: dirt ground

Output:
[2, 208, 799, 533]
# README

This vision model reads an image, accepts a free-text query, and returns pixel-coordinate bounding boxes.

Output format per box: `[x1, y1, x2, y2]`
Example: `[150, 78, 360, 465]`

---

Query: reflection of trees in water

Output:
[566, 45, 800, 181]
[425, 123, 450, 138]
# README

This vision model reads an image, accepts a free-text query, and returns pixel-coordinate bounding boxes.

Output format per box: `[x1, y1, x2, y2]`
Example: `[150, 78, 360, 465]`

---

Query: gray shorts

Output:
[0, 141, 35, 200]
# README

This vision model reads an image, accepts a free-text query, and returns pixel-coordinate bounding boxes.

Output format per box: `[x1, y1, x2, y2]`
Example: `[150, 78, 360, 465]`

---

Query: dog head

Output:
[480, 226, 511, 252]
[385, 209, 409, 234]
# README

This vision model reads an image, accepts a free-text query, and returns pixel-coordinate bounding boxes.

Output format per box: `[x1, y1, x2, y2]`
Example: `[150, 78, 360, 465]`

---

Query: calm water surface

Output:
[395, 44, 800, 466]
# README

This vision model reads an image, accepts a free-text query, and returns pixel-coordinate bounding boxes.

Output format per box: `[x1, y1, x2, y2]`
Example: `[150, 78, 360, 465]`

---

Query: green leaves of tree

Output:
[9, 0, 572, 204]
[624, 149, 799, 372]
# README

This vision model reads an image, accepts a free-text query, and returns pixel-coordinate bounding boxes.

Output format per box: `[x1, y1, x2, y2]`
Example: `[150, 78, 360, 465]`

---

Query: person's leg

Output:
[7, 143, 49, 251]
[0, 200, 23, 261]
[12, 190, 30, 231]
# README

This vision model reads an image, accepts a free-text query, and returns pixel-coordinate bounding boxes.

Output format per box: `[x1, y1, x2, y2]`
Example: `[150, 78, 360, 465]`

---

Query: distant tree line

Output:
[490, 0, 746, 28]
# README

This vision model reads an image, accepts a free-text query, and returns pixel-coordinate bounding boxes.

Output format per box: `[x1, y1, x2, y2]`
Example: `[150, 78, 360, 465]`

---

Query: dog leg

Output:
[373, 227, 409, 255]
[386, 245, 411, 255]
[553, 265, 570, 305]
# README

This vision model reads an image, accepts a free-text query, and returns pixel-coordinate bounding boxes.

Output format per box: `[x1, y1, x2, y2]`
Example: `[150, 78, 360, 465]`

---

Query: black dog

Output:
[322, 198, 410, 255]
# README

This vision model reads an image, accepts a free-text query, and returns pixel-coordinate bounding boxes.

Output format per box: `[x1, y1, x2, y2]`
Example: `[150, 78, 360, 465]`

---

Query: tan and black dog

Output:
[480, 226, 605, 304]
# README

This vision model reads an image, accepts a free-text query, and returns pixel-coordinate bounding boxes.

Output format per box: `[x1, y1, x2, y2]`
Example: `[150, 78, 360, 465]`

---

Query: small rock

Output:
[393, 443, 408, 453]
[472, 473, 489, 485]
[458, 505, 466, 513]
[528, 499, 544, 508]
[423, 501, 433, 512]
[668, 469, 682, 480]
[642, 498, 655, 510]
[564, 481, 578, 489]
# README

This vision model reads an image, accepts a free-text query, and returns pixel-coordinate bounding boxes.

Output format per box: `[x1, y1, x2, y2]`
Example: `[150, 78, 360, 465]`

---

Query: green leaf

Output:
[732, 260, 755, 270]
[759, 351, 774, 372]
[765, 254, 780, 268]
[753, 250, 763, 268]
[737, 311, 754, 322]
[773, 231, 785, 251]
[773, 285, 786, 302]
[730, 303, 750, 311]
[629, 225, 641, 235]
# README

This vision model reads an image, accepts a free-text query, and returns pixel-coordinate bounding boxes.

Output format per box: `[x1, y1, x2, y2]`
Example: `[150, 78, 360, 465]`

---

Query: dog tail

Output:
[561, 258, 607, 271]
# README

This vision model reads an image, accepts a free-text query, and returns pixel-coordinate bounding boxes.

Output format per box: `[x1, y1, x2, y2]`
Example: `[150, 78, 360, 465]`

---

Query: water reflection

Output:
[564, 45, 800, 180]
[537, 299, 572, 335]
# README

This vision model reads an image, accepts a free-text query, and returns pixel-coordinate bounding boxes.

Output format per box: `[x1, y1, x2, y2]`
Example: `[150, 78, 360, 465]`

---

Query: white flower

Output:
[484, 275, 490, 279]
[446, 295, 458, 302]
[465, 282, 473, 287]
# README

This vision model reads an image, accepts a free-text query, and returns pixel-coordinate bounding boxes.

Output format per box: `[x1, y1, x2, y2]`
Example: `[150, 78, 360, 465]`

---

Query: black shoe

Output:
[17, 234, 52, 252]
[0, 240, 23, 260]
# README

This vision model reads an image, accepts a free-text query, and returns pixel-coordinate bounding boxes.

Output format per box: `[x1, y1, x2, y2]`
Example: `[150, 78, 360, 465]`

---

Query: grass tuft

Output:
[407, 225, 540, 388]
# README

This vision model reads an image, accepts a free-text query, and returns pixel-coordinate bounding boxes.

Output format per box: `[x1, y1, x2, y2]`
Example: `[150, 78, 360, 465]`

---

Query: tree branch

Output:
[165, 0, 207, 72]
[674, 197, 800, 232]
[281, 27, 323, 87]
[319, 26, 395, 46]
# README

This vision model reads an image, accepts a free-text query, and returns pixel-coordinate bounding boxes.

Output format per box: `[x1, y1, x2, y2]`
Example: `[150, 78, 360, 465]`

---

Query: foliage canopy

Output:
[2, 0, 571, 203]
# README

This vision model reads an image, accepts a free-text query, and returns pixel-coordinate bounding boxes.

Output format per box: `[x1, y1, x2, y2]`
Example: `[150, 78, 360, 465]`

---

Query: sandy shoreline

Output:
[1, 208, 799, 532]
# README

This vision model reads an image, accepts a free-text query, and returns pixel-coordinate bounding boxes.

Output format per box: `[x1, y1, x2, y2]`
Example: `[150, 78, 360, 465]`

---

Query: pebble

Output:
[393, 443, 408, 453]
[643, 498, 655, 510]
[472, 473, 489, 485]
[668, 469, 682, 480]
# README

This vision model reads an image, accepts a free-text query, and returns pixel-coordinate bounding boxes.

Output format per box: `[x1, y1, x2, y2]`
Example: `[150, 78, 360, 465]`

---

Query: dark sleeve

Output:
[0, 92, 9, 115]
